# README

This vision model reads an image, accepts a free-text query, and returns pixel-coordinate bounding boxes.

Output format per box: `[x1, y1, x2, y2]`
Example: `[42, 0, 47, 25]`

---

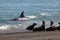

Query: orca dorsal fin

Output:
[19, 11, 25, 18]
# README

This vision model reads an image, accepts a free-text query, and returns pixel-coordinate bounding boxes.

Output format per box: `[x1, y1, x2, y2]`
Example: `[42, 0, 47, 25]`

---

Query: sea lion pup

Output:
[11, 11, 25, 21]
[33, 21, 45, 31]
[26, 23, 37, 30]
[46, 21, 55, 31]
[55, 22, 60, 30]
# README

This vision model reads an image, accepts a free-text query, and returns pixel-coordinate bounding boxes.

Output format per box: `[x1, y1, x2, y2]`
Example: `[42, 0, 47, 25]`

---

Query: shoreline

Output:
[0, 31, 60, 40]
[0, 30, 60, 35]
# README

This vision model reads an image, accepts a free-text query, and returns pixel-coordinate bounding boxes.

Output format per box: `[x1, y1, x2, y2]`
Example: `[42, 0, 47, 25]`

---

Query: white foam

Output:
[0, 24, 33, 33]
[0, 26, 7, 30]
[0, 24, 22, 30]
[26, 15, 37, 19]
[18, 18, 29, 20]
[40, 12, 51, 16]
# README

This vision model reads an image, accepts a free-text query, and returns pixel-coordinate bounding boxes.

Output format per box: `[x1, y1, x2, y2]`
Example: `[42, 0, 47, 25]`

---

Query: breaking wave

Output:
[40, 12, 51, 16]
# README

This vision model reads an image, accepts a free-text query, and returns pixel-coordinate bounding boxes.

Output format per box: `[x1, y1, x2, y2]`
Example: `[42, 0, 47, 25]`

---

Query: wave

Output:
[0, 24, 22, 30]
[40, 12, 51, 16]
[26, 15, 37, 19]
[0, 24, 32, 33]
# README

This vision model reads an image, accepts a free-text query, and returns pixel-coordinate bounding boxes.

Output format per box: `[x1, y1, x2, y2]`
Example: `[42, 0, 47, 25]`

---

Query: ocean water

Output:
[0, 0, 60, 33]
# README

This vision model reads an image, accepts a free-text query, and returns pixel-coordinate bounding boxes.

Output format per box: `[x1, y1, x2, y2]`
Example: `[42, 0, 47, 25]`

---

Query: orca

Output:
[11, 11, 37, 21]
[11, 11, 26, 21]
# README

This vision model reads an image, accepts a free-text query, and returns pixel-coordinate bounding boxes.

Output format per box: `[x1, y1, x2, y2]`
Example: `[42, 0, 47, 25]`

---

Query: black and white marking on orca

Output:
[11, 11, 37, 21]
[11, 11, 28, 21]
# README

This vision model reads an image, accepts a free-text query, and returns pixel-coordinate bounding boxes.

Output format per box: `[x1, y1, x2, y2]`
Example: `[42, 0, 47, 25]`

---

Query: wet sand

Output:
[0, 31, 60, 40]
